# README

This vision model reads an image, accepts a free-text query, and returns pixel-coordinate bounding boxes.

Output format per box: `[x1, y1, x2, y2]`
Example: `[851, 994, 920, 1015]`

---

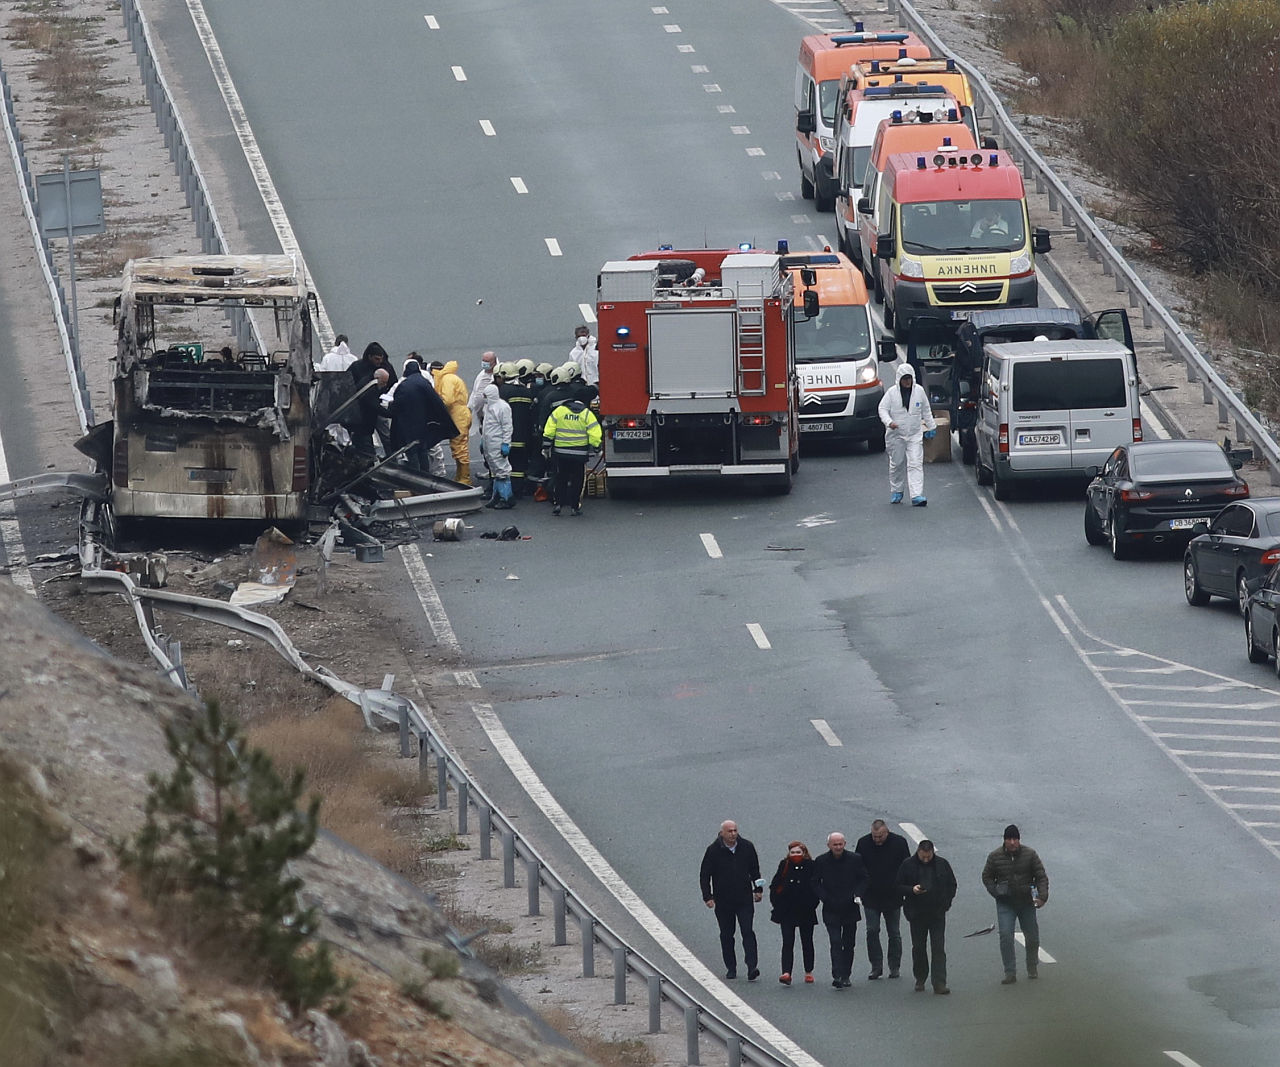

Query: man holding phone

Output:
[897, 839, 958, 994]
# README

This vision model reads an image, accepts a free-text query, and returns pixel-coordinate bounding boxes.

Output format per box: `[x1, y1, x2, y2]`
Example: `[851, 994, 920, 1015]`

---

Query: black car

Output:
[1184, 499, 1280, 614]
[1084, 440, 1250, 560]
[1244, 563, 1280, 674]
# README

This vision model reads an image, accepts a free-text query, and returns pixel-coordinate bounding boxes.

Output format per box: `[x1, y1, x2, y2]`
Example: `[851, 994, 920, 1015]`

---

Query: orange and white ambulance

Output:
[794, 25, 930, 212]
[872, 148, 1052, 340]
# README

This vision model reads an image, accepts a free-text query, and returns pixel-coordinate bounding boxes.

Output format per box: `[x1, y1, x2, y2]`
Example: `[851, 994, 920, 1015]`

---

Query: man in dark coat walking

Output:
[810, 831, 869, 988]
[854, 819, 911, 980]
[896, 839, 958, 994]
[699, 820, 763, 981]
[389, 360, 457, 472]
[981, 824, 1049, 984]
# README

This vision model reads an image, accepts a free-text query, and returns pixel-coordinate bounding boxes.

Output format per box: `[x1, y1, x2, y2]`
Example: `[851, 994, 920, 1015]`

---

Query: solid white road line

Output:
[0, 434, 34, 596]
[510, 177, 528, 194]
[699, 532, 722, 559]
[424, 14, 439, 29]
[544, 238, 563, 257]
[472, 703, 824, 1067]
[746, 623, 771, 650]
[400, 545, 461, 653]
[1163, 1052, 1204, 1067]
[898, 822, 925, 848]
[578, 302, 596, 324]
[479, 119, 495, 136]
[810, 719, 842, 747]
[1013, 932, 1056, 963]
[451, 65, 466, 81]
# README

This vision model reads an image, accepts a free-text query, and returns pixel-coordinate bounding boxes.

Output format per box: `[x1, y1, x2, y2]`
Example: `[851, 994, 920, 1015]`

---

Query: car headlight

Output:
[899, 256, 924, 280]
[856, 362, 879, 384]
[1009, 252, 1031, 275]
[818, 135, 834, 153]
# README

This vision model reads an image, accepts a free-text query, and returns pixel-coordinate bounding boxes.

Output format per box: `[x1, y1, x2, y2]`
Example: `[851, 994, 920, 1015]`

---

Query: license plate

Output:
[801, 421, 835, 433]
[1169, 517, 1210, 530]
[1017, 432, 1063, 447]
[612, 429, 652, 440]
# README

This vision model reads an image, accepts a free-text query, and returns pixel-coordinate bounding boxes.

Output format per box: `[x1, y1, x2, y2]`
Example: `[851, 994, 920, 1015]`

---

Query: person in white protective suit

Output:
[877, 361, 937, 506]
[479, 383, 515, 508]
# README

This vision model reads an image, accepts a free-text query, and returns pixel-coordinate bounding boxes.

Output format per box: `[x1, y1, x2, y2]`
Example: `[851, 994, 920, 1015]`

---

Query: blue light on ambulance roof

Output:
[943, 137, 951, 146]
[776, 239, 789, 254]
[891, 109, 902, 121]
[916, 156, 926, 169]
[855, 20, 864, 30]
[948, 108, 958, 122]
[658, 244, 673, 251]
[739, 242, 753, 251]
[989, 153, 999, 166]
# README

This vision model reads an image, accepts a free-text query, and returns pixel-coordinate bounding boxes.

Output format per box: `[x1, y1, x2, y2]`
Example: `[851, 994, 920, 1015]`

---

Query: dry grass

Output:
[80, 228, 157, 277]
[246, 697, 427, 874]
[541, 1007, 656, 1067]
[9, 11, 116, 148]
[471, 939, 544, 976]
[195, 645, 329, 723]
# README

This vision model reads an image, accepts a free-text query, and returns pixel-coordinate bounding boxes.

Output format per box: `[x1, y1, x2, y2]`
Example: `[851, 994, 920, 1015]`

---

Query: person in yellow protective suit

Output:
[430, 360, 472, 484]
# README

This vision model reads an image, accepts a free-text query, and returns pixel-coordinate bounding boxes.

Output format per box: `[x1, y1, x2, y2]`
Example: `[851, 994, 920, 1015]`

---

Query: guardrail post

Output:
[581, 915, 595, 977]
[685, 1005, 700, 1065]
[614, 948, 627, 1005]
[648, 974, 661, 1033]
[553, 889, 567, 945]
[527, 860, 540, 915]
[1204, 381, 1215, 406]
[456, 780, 468, 835]
[1218, 400, 1229, 426]
[728, 1038, 742, 1067]
[398, 704, 411, 757]
[437, 751, 448, 809]
[502, 831, 516, 888]
[479, 805, 492, 859]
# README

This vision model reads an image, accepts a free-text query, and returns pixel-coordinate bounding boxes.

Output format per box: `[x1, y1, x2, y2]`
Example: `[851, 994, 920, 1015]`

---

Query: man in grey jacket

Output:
[980, 824, 1049, 984]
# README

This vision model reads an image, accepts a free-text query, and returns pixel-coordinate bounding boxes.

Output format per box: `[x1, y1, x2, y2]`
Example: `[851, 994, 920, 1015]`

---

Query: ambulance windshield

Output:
[900, 198, 1026, 254]
[793, 304, 873, 363]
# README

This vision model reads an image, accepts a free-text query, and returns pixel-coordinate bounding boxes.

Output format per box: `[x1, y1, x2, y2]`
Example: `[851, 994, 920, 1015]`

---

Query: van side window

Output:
[795, 68, 812, 113]
[982, 356, 1001, 404]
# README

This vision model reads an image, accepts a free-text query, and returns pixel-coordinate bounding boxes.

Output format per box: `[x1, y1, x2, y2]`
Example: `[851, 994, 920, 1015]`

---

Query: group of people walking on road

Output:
[319, 330, 604, 514]
[700, 820, 1048, 995]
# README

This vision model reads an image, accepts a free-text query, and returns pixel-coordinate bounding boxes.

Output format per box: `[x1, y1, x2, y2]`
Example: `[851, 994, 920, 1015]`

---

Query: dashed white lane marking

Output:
[479, 119, 495, 136]
[451, 65, 467, 81]
[578, 302, 596, 324]
[703, 84, 722, 93]
[762, 171, 781, 181]
[472, 702, 824, 1067]
[652, 5, 669, 12]
[898, 822, 925, 848]
[663, 23, 682, 32]
[544, 237, 563, 256]
[699, 532, 722, 559]
[717, 104, 736, 113]
[810, 719, 842, 747]
[816, 232, 833, 249]
[0, 432, 34, 596]
[746, 146, 766, 156]
[1163, 1052, 1204, 1067]
[691, 64, 709, 74]
[1013, 932, 1056, 963]
[678, 44, 695, 53]
[510, 176, 528, 194]
[424, 14, 440, 29]
[746, 623, 771, 650]
[730, 125, 749, 135]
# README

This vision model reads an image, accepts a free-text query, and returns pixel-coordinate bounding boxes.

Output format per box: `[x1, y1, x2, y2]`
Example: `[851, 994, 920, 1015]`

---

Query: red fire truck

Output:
[596, 248, 802, 495]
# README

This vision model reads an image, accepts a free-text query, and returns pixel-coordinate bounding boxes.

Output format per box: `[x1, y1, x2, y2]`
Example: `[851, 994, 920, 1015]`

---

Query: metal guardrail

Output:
[0, 66, 92, 433]
[79, 564, 790, 1066]
[881, 0, 1280, 483]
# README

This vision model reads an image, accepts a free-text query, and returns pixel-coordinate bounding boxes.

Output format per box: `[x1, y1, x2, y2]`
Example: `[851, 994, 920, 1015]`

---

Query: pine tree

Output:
[120, 700, 348, 1011]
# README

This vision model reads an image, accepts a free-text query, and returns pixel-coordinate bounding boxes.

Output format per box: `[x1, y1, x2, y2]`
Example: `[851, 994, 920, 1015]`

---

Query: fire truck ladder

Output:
[735, 282, 767, 397]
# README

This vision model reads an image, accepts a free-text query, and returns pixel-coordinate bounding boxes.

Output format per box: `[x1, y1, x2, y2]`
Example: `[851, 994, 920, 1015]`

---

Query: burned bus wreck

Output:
[78, 255, 315, 534]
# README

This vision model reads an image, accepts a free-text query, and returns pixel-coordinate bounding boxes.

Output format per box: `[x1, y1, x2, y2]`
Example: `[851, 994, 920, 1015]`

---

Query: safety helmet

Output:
[535, 362, 554, 377]
[549, 366, 571, 385]
[897, 361, 915, 381]
[496, 361, 519, 380]
[515, 358, 536, 379]
[563, 362, 583, 381]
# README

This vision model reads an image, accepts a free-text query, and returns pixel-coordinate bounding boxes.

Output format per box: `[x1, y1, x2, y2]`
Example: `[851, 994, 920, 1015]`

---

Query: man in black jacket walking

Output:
[854, 819, 911, 980]
[699, 820, 763, 981]
[896, 839, 958, 994]
[811, 831, 869, 988]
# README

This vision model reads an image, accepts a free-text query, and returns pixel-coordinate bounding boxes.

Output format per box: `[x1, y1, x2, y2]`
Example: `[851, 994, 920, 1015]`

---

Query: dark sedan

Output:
[1084, 440, 1249, 560]
[1244, 563, 1280, 674]
[1184, 499, 1280, 614]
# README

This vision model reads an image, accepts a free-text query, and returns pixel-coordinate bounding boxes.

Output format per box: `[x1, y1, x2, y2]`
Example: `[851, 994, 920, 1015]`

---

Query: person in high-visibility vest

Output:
[541, 397, 602, 516]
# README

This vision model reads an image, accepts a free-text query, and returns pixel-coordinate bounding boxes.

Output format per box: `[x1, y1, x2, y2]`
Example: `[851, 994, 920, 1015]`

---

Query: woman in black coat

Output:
[769, 841, 820, 985]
